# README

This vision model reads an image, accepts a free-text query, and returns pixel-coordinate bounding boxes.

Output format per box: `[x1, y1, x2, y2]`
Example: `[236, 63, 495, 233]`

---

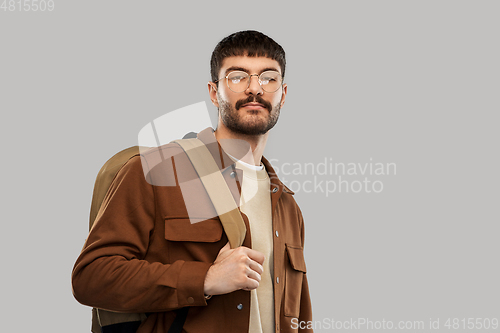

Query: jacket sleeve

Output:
[71, 156, 211, 313]
[298, 205, 314, 333]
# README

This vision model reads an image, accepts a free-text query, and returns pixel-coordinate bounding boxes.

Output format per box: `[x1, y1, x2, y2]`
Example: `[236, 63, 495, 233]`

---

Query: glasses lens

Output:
[227, 71, 249, 93]
[259, 71, 282, 92]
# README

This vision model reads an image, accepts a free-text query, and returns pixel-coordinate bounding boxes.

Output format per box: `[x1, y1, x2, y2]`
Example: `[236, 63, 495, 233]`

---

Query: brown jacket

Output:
[72, 128, 313, 333]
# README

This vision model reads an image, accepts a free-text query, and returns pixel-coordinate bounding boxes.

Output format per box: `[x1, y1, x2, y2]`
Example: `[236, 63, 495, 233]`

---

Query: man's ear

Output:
[280, 83, 288, 108]
[208, 82, 219, 108]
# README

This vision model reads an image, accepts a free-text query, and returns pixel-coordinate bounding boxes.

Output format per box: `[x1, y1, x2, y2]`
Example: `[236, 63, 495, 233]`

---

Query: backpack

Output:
[87, 136, 246, 333]
[88, 146, 147, 333]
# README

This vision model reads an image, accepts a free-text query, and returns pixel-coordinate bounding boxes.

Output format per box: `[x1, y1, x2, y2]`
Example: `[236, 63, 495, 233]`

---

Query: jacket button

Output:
[275, 230, 279, 237]
[187, 297, 194, 304]
[272, 187, 278, 193]
[236, 303, 243, 310]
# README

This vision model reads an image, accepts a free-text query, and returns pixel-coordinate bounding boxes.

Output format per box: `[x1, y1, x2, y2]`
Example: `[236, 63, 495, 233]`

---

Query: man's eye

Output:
[261, 77, 276, 83]
[230, 77, 248, 84]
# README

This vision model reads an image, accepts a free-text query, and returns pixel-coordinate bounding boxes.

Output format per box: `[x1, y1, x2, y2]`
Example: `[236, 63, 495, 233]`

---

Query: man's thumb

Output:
[219, 242, 231, 254]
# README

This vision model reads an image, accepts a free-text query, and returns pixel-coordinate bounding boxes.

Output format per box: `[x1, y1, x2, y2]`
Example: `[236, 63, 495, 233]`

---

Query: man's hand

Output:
[204, 242, 265, 296]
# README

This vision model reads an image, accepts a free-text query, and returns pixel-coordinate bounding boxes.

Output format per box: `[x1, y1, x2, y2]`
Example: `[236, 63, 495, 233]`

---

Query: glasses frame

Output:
[214, 70, 283, 93]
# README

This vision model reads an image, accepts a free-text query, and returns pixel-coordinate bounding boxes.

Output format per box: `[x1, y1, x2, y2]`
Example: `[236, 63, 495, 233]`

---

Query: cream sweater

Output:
[235, 160, 274, 333]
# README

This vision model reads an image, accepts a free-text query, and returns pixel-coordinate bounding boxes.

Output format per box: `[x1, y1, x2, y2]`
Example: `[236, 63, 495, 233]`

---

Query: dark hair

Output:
[210, 30, 286, 83]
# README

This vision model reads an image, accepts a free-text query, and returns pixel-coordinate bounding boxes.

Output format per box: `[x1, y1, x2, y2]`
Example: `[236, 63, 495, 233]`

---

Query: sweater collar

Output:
[196, 127, 294, 195]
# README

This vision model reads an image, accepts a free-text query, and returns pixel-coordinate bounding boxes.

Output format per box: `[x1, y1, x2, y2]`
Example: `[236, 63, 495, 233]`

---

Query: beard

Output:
[218, 94, 281, 136]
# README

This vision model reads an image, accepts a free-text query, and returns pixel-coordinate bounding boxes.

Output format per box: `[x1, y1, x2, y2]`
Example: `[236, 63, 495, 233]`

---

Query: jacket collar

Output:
[196, 127, 294, 197]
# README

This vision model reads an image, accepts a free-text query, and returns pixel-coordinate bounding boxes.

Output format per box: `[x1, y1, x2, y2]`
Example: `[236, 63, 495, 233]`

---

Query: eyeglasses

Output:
[214, 70, 283, 93]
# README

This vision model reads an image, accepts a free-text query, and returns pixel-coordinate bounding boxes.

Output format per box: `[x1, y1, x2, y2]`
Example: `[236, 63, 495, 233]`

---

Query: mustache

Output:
[235, 96, 272, 111]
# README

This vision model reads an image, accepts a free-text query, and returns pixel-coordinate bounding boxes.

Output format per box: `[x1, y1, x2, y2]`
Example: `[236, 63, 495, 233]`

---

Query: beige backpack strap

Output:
[173, 138, 246, 249]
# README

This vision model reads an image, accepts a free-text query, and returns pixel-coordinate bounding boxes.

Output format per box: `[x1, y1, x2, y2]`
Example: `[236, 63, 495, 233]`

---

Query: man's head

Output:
[210, 30, 286, 84]
[209, 30, 287, 136]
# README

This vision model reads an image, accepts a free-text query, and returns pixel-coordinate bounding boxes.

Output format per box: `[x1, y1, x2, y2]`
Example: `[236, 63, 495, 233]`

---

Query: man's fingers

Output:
[230, 246, 265, 265]
[246, 248, 265, 265]
[248, 259, 264, 276]
[246, 268, 262, 283]
[243, 277, 260, 291]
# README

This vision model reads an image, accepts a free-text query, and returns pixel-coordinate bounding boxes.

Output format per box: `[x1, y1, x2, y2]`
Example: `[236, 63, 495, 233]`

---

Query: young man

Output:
[72, 30, 313, 333]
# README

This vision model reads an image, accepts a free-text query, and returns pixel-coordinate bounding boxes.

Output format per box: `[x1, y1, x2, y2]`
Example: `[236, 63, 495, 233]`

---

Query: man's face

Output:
[209, 55, 287, 136]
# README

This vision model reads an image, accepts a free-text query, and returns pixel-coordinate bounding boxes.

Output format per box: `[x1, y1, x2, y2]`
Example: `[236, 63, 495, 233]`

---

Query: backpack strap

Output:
[98, 309, 187, 333]
[173, 138, 246, 249]
[96, 311, 146, 332]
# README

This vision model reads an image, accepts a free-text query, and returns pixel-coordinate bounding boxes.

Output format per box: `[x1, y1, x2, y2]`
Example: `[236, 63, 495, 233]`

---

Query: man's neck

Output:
[214, 126, 268, 167]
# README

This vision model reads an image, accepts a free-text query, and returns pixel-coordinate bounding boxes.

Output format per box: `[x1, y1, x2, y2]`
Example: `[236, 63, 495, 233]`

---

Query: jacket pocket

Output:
[164, 217, 223, 242]
[284, 244, 307, 318]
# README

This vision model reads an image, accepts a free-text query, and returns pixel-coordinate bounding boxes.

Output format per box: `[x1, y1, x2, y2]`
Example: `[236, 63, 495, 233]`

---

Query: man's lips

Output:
[240, 102, 267, 110]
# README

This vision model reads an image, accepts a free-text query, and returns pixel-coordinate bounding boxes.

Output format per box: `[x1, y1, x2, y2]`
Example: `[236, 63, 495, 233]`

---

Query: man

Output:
[72, 30, 313, 333]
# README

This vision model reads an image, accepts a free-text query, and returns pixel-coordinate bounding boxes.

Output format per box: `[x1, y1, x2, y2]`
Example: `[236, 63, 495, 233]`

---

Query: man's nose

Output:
[246, 74, 263, 95]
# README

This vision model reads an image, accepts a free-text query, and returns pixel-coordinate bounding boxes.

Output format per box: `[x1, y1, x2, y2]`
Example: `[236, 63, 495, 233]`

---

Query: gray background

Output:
[1, 1, 498, 332]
